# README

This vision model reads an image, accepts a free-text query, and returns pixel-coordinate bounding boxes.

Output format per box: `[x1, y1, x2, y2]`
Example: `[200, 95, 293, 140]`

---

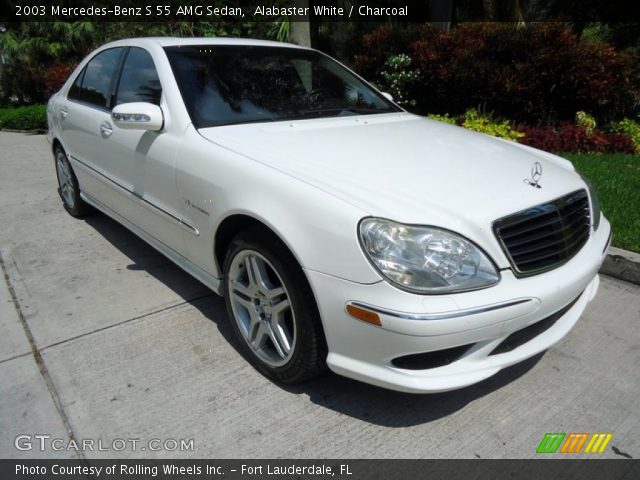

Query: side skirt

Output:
[80, 191, 224, 296]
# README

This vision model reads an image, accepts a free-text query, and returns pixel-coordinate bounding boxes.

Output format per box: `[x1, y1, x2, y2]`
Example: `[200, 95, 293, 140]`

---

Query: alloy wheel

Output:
[56, 151, 75, 209]
[227, 250, 296, 367]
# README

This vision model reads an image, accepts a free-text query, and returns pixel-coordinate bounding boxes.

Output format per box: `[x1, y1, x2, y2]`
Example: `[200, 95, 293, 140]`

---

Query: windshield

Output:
[164, 45, 401, 128]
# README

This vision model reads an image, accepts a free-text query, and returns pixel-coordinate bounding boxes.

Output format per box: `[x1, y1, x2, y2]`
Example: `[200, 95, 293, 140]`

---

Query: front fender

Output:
[176, 126, 382, 284]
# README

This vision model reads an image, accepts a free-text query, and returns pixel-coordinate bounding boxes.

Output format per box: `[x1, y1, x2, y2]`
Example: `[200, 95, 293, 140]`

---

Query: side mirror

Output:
[381, 92, 394, 102]
[111, 102, 163, 131]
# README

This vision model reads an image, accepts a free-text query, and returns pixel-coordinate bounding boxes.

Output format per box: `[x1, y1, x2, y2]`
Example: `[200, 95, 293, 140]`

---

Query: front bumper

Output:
[305, 218, 611, 393]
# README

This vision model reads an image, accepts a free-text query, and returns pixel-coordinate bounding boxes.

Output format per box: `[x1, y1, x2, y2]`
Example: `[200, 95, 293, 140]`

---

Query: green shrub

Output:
[353, 24, 431, 80]
[0, 105, 47, 130]
[377, 54, 421, 107]
[609, 118, 640, 151]
[576, 111, 597, 135]
[427, 109, 524, 141]
[427, 113, 457, 125]
[461, 109, 524, 141]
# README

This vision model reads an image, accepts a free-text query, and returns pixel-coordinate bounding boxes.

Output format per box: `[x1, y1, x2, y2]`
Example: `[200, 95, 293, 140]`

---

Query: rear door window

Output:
[68, 47, 124, 110]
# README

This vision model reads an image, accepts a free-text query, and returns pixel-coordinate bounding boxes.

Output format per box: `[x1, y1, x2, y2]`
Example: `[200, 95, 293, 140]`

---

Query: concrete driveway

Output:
[0, 131, 638, 459]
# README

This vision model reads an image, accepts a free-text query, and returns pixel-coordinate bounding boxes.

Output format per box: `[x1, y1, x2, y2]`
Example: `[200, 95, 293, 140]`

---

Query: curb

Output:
[0, 128, 47, 134]
[601, 246, 640, 286]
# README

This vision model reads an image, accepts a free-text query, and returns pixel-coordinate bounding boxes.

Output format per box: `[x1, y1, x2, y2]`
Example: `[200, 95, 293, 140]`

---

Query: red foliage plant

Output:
[354, 23, 640, 126]
[43, 63, 77, 97]
[519, 123, 636, 154]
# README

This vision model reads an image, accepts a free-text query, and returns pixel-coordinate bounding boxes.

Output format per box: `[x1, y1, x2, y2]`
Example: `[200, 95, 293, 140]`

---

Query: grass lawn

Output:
[565, 153, 640, 253]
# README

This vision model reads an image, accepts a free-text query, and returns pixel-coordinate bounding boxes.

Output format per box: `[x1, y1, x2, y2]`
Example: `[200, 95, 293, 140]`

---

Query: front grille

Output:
[493, 190, 591, 276]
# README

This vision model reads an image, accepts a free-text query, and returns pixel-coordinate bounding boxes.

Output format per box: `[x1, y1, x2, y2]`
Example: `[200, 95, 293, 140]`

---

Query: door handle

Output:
[100, 121, 113, 138]
[60, 107, 68, 120]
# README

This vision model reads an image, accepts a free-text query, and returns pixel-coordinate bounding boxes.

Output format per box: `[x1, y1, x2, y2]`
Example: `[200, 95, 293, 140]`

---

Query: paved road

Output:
[0, 132, 638, 459]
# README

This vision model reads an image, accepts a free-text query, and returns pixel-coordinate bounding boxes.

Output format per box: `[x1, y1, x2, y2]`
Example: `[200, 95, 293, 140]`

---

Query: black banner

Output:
[1, 459, 639, 480]
[3, 0, 425, 23]
[0, 0, 638, 23]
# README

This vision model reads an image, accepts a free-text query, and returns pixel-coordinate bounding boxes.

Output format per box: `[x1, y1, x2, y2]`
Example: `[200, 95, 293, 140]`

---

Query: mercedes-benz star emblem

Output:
[523, 162, 543, 188]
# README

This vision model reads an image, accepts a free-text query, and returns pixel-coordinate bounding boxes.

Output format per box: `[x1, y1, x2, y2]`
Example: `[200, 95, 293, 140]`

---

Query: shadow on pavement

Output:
[83, 210, 546, 428]
[282, 352, 544, 427]
[84, 213, 211, 301]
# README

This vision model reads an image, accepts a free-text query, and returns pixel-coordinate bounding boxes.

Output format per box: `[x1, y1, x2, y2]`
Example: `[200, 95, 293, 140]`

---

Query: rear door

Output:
[59, 47, 126, 200]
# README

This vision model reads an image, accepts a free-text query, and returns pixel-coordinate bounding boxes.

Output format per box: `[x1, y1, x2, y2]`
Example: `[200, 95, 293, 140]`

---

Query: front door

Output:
[99, 47, 185, 254]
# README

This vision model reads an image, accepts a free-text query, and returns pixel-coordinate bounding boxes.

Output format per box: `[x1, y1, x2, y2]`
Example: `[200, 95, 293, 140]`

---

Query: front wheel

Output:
[223, 230, 327, 383]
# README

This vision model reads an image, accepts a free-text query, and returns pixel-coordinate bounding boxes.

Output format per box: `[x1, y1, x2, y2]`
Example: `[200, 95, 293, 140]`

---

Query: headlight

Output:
[578, 173, 601, 231]
[359, 218, 500, 294]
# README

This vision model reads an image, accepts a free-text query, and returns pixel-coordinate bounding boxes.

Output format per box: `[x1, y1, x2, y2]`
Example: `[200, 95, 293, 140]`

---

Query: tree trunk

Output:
[430, 0, 456, 31]
[484, 0, 526, 22]
[291, 0, 312, 47]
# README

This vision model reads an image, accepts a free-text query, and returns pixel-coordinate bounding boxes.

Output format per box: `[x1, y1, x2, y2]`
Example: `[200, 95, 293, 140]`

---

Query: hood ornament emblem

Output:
[523, 162, 543, 189]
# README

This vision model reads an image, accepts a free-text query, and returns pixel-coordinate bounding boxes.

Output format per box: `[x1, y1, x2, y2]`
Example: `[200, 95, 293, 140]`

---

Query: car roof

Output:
[101, 37, 310, 50]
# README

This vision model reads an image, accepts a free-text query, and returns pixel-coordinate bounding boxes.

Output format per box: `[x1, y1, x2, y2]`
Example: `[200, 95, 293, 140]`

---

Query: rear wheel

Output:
[54, 146, 91, 217]
[223, 229, 327, 383]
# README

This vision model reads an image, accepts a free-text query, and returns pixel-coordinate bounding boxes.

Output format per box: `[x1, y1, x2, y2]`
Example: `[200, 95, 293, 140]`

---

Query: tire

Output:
[54, 146, 91, 217]
[223, 228, 327, 383]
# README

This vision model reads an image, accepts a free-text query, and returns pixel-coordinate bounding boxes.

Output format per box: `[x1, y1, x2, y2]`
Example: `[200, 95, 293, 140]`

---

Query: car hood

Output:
[198, 112, 585, 265]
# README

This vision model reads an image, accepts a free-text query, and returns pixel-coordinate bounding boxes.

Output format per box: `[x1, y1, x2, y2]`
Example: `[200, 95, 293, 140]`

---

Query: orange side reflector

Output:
[346, 304, 381, 326]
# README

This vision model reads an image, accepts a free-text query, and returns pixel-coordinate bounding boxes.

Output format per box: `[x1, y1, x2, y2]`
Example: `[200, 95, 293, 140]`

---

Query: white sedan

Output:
[47, 38, 611, 393]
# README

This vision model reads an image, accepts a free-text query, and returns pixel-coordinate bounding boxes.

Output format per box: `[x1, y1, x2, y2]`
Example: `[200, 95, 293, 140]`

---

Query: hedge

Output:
[427, 109, 638, 154]
[0, 105, 47, 130]
[518, 123, 636, 154]
[355, 23, 640, 126]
